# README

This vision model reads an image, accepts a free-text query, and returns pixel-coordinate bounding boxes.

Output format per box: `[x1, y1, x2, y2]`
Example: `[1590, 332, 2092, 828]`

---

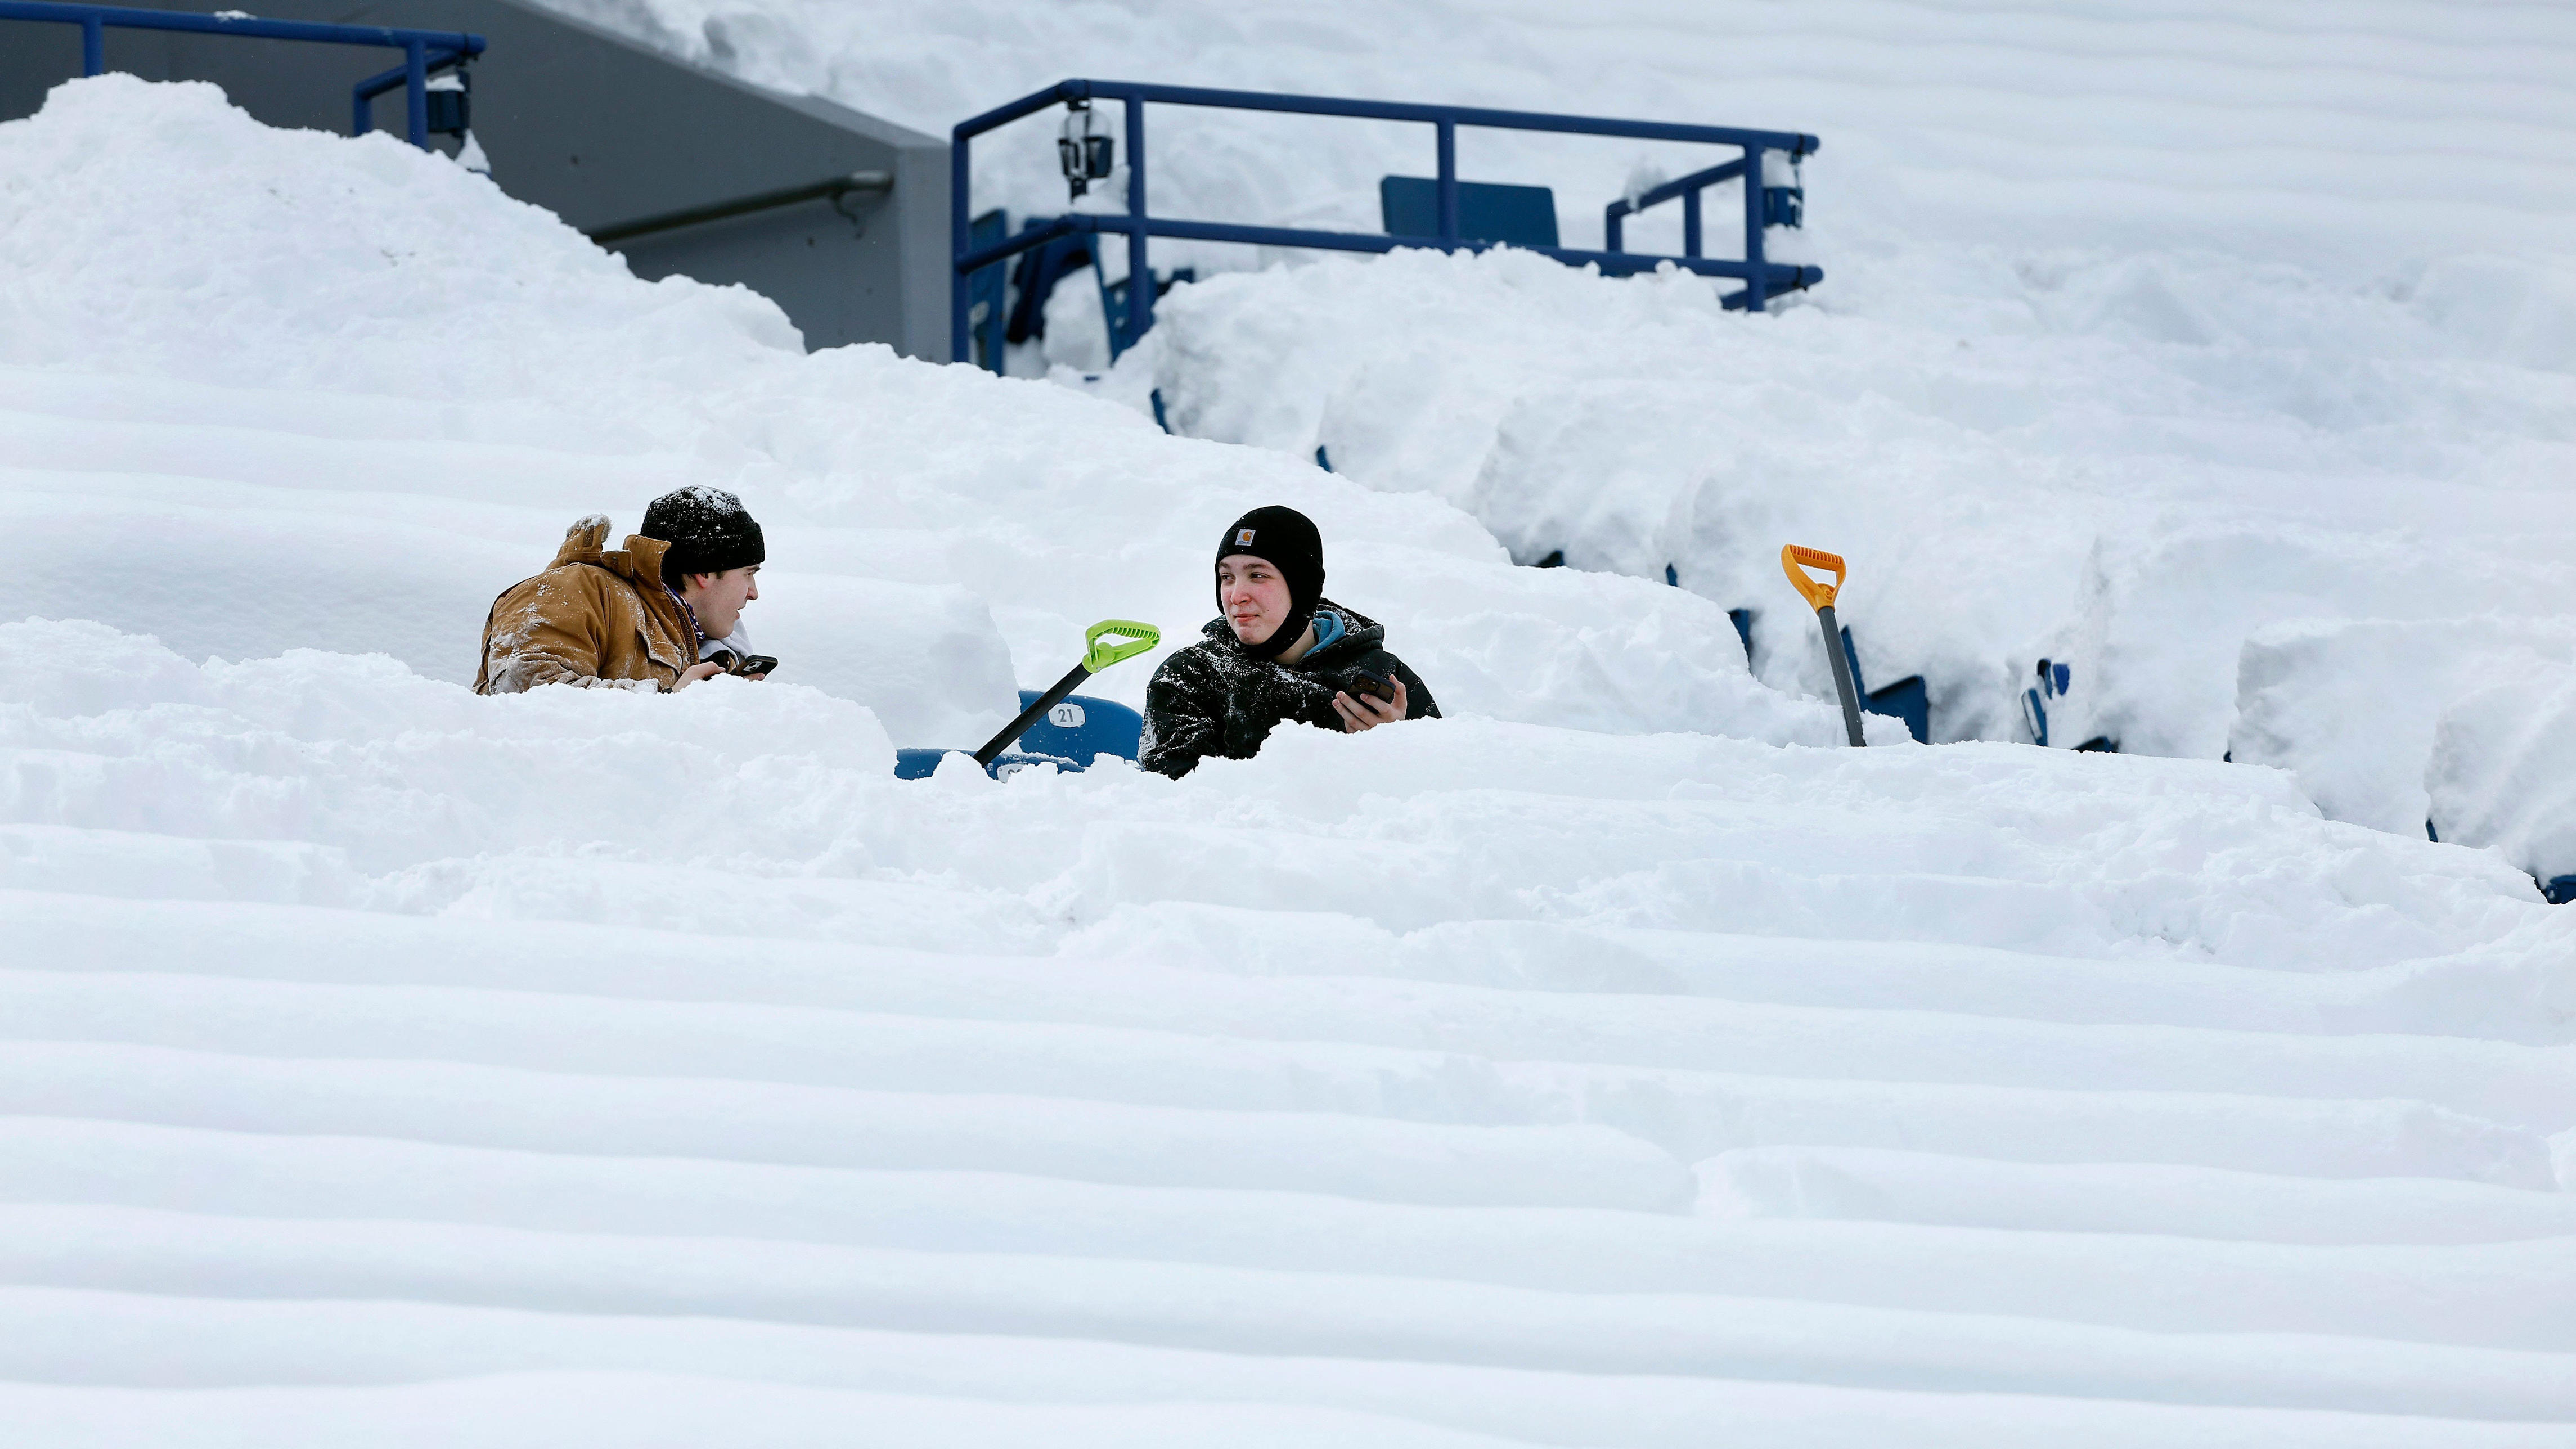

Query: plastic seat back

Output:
[1007, 690, 1143, 764]
[1379, 177, 1561, 248]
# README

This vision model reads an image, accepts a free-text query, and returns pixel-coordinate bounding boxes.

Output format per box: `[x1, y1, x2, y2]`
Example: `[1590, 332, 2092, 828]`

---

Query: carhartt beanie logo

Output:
[1216, 505, 1325, 660]
[644, 485, 765, 591]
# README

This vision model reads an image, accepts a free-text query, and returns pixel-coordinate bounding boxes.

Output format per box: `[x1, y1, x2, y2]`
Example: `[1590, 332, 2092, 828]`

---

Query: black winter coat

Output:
[1139, 601, 1439, 778]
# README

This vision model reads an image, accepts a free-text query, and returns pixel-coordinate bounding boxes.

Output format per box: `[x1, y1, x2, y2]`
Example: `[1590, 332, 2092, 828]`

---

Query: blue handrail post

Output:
[403, 39, 427, 148]
[1435, 119, 1459, 248]
[79, 12, 100, 72]
[1124, 92, 1149, 344]
[1604, 204, 1624, 253]
[949, 130, 973, 362]
[1739, 144, 1766, 312]
[1682, 189, 1701, 259]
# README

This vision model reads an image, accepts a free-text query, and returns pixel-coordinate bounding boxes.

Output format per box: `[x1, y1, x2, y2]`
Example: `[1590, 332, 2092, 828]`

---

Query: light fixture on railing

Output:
[1059, 100, 1114, 199]
[425, 62, 488, 174]
[424, 62, 470, 137]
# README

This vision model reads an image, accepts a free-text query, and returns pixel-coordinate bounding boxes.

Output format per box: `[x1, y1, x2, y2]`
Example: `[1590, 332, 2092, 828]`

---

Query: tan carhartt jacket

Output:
[473, 515, 696, 695]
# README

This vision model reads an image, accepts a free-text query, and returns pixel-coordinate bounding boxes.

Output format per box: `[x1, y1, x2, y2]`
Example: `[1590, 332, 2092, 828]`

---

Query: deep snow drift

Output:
[2, 55, 2574, 1449]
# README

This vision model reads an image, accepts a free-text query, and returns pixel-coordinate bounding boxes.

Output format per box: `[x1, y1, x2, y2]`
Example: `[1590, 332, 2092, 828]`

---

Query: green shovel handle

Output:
[1084, 619, 1162, 673]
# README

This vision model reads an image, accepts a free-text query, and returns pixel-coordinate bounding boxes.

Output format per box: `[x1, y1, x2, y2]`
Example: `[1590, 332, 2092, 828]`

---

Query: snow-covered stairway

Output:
[2, 629, 2570, 1445]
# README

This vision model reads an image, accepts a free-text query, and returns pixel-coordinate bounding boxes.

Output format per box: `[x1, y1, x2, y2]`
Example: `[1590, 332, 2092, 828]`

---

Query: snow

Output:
[4, 637, 2572, 1439]
[2228, 616, 2576, 883]
[0, 76, 1876, 751]
[523, 0, 2576, 863]
[1135, 245, 2576, 770]
[2229, 616, 2576, 841]
[2428, 664, 2576, 888]
[1, 11, 2574, 1446]
[1082, 32, 2572, 876]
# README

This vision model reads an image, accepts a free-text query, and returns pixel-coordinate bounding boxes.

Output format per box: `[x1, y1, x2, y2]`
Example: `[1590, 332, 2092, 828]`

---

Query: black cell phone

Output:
[1350, 669, 1397, 705]
[735, 655, 778, 678]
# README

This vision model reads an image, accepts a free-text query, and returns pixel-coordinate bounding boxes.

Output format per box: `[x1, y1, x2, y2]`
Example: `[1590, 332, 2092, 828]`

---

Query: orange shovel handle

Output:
[1781, 544, 1846, 611]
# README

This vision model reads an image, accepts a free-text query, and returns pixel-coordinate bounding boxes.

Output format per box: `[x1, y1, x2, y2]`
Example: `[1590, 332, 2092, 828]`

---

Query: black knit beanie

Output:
[1216, 505, 1325, 660]
[644, 486, 766, 592]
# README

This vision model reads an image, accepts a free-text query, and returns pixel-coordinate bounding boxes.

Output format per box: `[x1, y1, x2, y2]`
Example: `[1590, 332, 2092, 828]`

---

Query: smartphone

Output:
[735, 655, 779, 678]
[1350, 669, 1397, 705]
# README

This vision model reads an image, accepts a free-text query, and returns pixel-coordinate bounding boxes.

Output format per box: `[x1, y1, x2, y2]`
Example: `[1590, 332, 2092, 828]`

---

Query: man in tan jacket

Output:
[474, 488, 766, 695]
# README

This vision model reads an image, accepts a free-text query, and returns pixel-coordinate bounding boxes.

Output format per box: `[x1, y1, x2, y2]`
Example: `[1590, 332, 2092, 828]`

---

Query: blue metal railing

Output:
[1605, 154, 1804, 259]
[950, 79, 1823, 364]
[0, 1, 485, 149]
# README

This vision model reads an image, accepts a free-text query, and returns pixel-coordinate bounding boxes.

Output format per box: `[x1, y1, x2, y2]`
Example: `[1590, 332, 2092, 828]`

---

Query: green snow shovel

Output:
[971, 618, 1162, 768]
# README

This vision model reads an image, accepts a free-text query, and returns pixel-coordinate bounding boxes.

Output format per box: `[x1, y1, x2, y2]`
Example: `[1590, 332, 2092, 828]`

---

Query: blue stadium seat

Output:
[1005, 688, 1145, 764]
[1379, 177, 1560, 248]
[892, 748, 952, 780]
[893, 692, 1147, 780]
[1096, 258, 1194, 361]
[1004, 222, 1094, 346]
[990, 216, 1194, 366]
[2016, 656, 2114, 752]
[1841, 626, 1930, 744]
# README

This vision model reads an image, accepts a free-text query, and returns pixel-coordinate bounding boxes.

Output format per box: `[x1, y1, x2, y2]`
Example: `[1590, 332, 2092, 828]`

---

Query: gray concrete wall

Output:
[0, 0, 950, 358]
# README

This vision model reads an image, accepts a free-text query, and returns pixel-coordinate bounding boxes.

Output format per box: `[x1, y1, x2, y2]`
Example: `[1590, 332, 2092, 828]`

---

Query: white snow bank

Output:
[2229, 616, 2576, 843]
[2428, 667, 2576, 886]
[0, 77, 1874, 748]
[0, 618, 896, 901]
[0, 76, 803, 396]
[10, 615, 2542, 964]
[1134, 244, 2576, 757]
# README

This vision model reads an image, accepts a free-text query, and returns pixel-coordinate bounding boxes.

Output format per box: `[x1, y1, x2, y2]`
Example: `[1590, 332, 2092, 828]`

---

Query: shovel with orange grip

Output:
[1781, 544, 1867, 747]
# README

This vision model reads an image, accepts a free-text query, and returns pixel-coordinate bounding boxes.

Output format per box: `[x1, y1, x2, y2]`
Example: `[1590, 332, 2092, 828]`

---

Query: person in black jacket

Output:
[1139, 505, 1438, 778]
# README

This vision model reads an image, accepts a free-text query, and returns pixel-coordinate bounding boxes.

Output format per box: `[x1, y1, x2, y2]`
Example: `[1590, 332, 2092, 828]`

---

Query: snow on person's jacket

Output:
[474, 515, 698, 694]
[1138, 601, 1438, 778]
